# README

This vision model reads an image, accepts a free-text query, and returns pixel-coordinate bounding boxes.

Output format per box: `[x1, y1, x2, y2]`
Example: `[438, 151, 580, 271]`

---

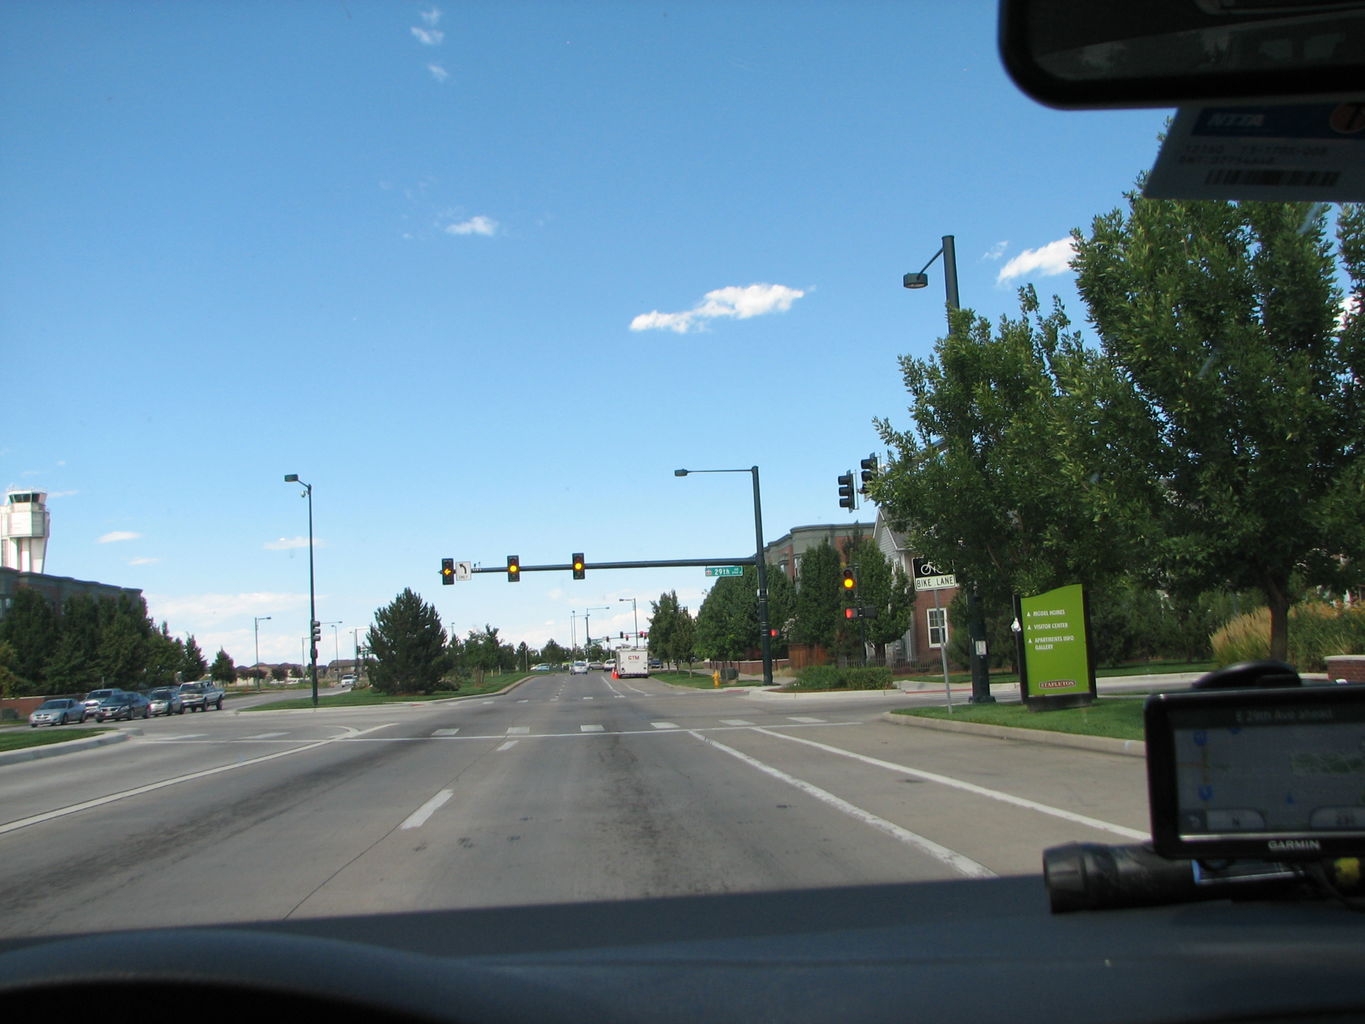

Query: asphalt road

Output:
[0, 671, 1151, 939]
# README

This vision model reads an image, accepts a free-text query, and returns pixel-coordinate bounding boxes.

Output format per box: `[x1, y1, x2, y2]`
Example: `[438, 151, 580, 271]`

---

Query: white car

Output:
[28, 698, 86, 727]
[570, 661, 588, 675]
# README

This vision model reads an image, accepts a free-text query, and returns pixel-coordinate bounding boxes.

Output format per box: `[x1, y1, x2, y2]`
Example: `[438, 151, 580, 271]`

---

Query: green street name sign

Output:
[705, 566, 744, 577]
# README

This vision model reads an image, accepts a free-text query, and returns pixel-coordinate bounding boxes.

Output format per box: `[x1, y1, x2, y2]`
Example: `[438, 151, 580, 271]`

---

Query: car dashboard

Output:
[1, 875, 1363, 1023]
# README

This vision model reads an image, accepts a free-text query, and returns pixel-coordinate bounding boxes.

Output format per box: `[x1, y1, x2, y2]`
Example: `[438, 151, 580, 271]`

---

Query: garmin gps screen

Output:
[1146, 686, 1365, 860]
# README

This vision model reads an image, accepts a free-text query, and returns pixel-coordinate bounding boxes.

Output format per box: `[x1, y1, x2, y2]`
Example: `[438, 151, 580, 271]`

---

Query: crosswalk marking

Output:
[506, 726, 530, 735]
[580, 724, 605, 733]
[432, 728, 460, 736]
[650, 722, 679, 730]
[787, 716, 825, 724]
[720, 719, 754, 727]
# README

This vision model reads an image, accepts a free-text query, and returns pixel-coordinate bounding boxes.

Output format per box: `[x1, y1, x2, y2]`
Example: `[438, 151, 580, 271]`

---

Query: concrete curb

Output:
[0, 729, 131, 767]
[880, 710, 1146, 758]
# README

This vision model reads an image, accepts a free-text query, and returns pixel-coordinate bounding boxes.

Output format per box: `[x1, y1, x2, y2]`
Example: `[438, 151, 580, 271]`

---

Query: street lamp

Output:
[674, 465, 772, 686]
[902, 236, 994, 705]
[582, 606, 610, 652]
[323, 622, 343, 681]
[618, 597, 639, 645]
[283, 474, 319, 707]
[253, 615, 271, 691]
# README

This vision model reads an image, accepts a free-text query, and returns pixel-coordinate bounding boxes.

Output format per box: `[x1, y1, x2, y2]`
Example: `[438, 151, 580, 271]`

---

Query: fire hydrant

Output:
[712, 670, 721, 688]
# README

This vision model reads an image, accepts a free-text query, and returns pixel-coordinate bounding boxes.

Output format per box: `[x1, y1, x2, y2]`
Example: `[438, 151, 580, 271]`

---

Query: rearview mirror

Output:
[999, 0, 1365, 109]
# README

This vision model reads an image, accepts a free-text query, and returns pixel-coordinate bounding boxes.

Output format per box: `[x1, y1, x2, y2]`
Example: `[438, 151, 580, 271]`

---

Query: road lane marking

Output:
[240, 732, 289, 740]
[720, 719, 754, 727]
[497, 740, 518, 752]
[400, 789, 453, 830]
[0, 723, 398, 837]
[580, 724, 605, 732]
[753, 728, 1147, 841]
[689, 731, 993, 879]
[506, 726, 530, 735]
[433, 728, 460, 736]
[786, 716, 824, 724]
[650, 722, 679, 730]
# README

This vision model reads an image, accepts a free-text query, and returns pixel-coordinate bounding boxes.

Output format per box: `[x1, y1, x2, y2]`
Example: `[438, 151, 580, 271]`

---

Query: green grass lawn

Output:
[243, 671, 527, 711]
[653, 670, 763, 690]
[894, 697, 1147, 741]
[0, 726, 113, 752]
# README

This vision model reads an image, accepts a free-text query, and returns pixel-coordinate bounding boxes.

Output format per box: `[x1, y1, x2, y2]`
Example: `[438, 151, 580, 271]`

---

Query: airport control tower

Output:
[1, 490, 50, 574]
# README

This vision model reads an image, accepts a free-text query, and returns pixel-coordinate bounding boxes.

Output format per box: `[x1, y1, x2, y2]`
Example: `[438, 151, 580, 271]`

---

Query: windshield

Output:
[0, 0, 1359, 956]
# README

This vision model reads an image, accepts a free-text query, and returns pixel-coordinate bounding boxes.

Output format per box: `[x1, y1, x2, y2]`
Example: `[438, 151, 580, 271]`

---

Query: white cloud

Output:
[129, 557, 160, 566]
[984, 241, 1009, 262]
[444, 215, 497, 236]
[46, 489, 79, 499]
[264, 536, 320, 551]
[419, 6, 442, 27]
[98, 530, 142, 544]
[630, 283, 806, 334]
[427, 64, 449, 82]
[411, 26, 444, 46]
[996, 237, 1076, 283]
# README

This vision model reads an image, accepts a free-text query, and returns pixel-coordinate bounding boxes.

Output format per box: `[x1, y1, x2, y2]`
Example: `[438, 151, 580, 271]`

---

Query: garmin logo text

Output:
[1267, 839, 1322, 853]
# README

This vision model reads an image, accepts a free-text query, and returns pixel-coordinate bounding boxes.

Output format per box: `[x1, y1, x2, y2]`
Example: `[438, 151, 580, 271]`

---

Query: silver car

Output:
[28, 698, 87, 727]
[147, 687, 185, 716]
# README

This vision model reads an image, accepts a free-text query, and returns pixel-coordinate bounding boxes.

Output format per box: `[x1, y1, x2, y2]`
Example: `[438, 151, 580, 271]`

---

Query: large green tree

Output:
[367, 589, 451, 694]
[870, 288, 1151, 627]
[0, 588, 57, 693]
[1073, 198, 1365, 660]
[792, 540, 843, 649]
[843, 537, 914, 665]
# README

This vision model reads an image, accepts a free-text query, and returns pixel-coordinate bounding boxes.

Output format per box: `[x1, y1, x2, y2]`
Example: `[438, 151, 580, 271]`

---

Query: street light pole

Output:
[903, 236, 994, 705]
[583, 606, 610, 653]
[674, 466, 773, 686]
[253, 615, 271, 691]
[283, 474, 319, 707]
[618, 596, 639, 644]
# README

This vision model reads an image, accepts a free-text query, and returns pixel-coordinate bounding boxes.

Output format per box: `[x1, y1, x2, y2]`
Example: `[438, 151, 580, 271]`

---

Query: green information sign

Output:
[1016, 583, 1096, 710]
[705, 566, 744, 577]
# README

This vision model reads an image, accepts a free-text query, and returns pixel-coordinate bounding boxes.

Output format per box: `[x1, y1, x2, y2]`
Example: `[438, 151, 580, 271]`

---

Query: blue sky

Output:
[0, 2, 1170, 666]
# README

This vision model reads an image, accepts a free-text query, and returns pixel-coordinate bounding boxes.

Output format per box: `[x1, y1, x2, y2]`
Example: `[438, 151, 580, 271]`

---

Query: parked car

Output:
[93, 691, 150, 722]
[178, 680, 226, 712]
[146, 687, 184, 716]
[81, 688, 120, 715]
[28, 698, 87, 727]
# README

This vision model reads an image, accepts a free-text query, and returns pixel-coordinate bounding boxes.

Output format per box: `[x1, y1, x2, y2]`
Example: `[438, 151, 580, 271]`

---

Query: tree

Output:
[182, 635, 208, 681]
[1073, 197, 1365, 660]
[0, 588, 57, 693]
[870, 290, 1151, 628]
[462, 625, 503, 686]
[367, 589, 451, 694]
[792, 541, 842, 649]
[843, 538, 914, 665]
[210, 648, 236, 686]
[695, 569, 758, 663]
[541, 638, 567, 665]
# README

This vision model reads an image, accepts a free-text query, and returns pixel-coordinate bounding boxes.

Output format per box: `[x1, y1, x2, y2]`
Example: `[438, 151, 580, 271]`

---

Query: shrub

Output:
[1211, 602, 1365, 670]
[794, 665, 893, 690]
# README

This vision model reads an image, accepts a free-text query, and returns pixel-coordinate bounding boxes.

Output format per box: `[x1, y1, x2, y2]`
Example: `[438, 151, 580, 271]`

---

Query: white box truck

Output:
[614, 648, 650, 678]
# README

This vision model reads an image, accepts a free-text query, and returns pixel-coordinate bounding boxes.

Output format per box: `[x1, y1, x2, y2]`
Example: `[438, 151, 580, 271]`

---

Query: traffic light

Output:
[441, 557, 454, 585]
[841, 568, 857, 593]
[859, 453, 877, 492]
[311, 619, 321, 642]
[845, 607, 856, 620]
[837, 472, 856, 510]
[507, 555, 520, 582]
[572, 553, 585, 580]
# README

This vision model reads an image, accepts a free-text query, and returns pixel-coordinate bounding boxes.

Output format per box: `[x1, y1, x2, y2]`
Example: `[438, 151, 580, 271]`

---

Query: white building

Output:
[1, 490, 50, 574]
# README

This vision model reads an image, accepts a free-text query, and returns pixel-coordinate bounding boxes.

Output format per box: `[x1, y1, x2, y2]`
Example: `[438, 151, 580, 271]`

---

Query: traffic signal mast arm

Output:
[466, 555, 758, 575]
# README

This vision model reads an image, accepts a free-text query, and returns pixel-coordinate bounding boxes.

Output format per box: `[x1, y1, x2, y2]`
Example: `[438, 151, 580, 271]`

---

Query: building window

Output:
[927, 607, 948, 648]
